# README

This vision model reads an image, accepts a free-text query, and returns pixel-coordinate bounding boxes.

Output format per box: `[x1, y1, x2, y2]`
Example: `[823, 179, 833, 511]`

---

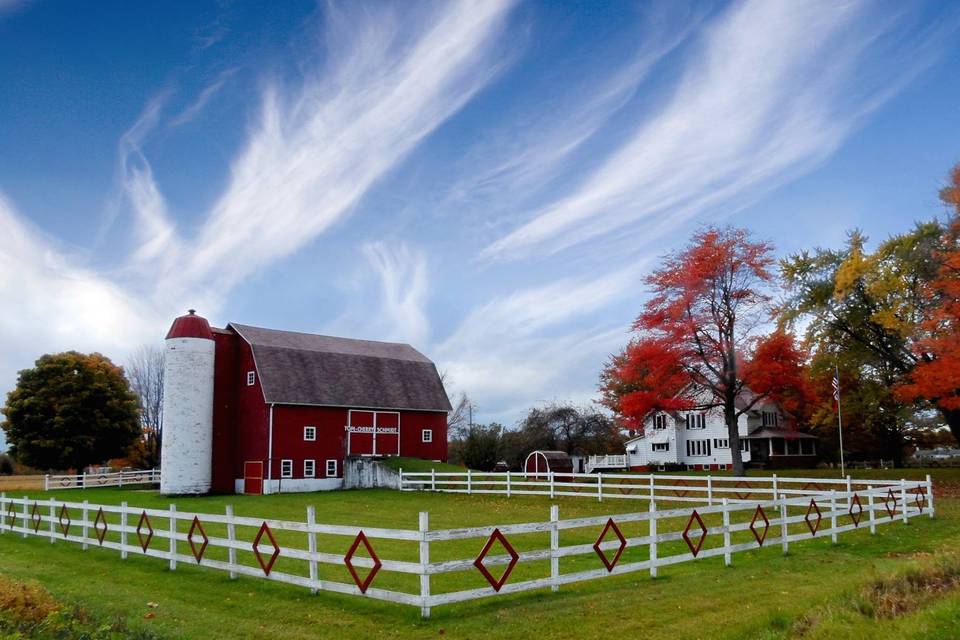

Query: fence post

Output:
[398, 468, 403, 491]
[44, 475, 49, 491]
[419, 511, 430, 619]
[21, 497, 28, 539]
[845, 475, 853, 509]
[506, 471, 512, 498]
[779, 494, 789, 556]
[549, 472, 555, 499]
[168, 504, 177, 571]
[550, 504, 559, 592]
[597, 474, 603, 503]
[722, 498, 731, 567]
[0, 492, 5, 533]
[48, 497, 56, 544]
[649, 500, 658, 578]
[467, 469, 472, 496]
[226, 505, 238, 580]
[900, 479, 909, 524]
[927, 474, 935, 519]
[118, 472, 123, 489]
[81, 472, 86, 489]
[120, 501, 128, 559]
[81, 500, 89, 551]
[648, 474, 655, 501]
[707, 476, 714, 507]
[306, 506, 319, 594]
[830, 490, 838, 545]
[430, 469, 436, 492]
[867, 485, 877, 535]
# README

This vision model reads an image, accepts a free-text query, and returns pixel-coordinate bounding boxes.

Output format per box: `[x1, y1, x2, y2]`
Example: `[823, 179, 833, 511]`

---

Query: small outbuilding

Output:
[524, 450, 573, 479]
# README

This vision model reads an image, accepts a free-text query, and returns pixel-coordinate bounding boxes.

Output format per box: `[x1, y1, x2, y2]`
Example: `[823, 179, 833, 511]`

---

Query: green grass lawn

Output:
[0, 468, 958, 639]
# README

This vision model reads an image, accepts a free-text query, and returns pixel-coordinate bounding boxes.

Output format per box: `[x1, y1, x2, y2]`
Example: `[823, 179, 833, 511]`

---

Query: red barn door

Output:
[374, 412, 400, 456]
[243, 461, 263, 495]
[347, 410, 374, 455]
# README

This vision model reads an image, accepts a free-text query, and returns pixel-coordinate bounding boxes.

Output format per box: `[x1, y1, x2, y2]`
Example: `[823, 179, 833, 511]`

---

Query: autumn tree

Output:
[601, 226, 807, 476]
[1, 352, 141, 471]
[125, 345, 164, 468]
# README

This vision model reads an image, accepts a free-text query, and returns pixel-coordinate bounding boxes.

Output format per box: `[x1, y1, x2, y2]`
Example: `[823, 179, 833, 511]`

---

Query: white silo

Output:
[160, 309, 215, 495]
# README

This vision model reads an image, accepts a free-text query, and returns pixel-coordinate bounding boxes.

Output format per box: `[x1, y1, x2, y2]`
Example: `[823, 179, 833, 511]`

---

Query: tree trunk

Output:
[726, 400, 745, 476]
[942, 407, 960, 446]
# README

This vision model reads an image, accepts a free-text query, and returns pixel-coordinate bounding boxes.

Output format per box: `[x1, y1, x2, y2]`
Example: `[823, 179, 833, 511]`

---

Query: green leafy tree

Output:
[1, 352, 141, 471]
[459, 423, 504, 471]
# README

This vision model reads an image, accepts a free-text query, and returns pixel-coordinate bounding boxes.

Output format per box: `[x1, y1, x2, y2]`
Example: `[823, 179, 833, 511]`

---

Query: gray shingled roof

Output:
[229, 323, 452, 412]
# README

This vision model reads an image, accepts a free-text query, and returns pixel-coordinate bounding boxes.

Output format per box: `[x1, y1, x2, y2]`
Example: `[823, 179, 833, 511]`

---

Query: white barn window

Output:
[685, 413, 706, 429]
[653, 414, 668, 430]
[246, 371, 256, 386]
[421, 429, 433, 443]
[303, 426, 316, 441]
[326, 459, 337, 477]
[280, 459, 293, 478]
[303, 459, 315, 478]
[686, 439, 711, 457]
[713, 438, 729, 449]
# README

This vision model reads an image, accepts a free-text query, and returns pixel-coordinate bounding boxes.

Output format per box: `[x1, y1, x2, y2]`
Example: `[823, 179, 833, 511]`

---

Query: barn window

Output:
[280, 459, 293, 478]
[303, 426, 316, 441]
[246, 371, 256, 386]
[325, 459, 337, 477]
[304, 459, 315, 478]
[421, 429, 432, 443]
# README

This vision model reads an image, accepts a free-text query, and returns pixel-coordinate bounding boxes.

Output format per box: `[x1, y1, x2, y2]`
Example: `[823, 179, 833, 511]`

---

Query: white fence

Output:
[0, 475, 934, 617]
[398, 469, 912, 505]
[44, 469, 161, 491]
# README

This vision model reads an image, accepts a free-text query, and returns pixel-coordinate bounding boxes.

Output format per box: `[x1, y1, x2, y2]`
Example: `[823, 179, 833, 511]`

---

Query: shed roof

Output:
[229, 323, 452, 412]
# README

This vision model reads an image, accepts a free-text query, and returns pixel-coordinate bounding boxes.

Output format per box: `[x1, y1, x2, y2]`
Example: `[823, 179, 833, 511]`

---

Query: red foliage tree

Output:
[600, 226, 807, 475]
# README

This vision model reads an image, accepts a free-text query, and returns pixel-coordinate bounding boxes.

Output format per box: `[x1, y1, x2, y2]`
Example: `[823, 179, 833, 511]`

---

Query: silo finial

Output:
[188, 309, 196, 315]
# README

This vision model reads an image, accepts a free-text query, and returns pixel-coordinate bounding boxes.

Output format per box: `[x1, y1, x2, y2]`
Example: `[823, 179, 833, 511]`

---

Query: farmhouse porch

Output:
[744, 428, 818, 469]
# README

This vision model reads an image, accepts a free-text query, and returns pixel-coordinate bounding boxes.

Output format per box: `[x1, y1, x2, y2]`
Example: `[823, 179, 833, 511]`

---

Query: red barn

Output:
[160, 311, 451, 495]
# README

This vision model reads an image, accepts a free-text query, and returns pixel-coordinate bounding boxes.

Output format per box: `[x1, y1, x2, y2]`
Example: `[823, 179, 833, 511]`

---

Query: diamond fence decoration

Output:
[912, 486, 927, 513]
[734, 480, 753, 500]
[884, 489, 898, 519]
[187, 516, 209, 563]
[672, 478, 691, 498]
[849, 494, 864, 527]
[682, 510, 707, 557]
[473, 528, 519, 592]
[593, 518, 627, 572]
[6, 502, 17, 529]
[802, 481, 824, 493]
[58, 504, 71, 537]
[30, 502, 42, 533]
[97, 474, 108, 486]
[344, 531, 382, 594]
[93, 507, 108, 545]
[136, 511, 154, 552]
[253, 521, 281, 576]
[59, 477, 72, 488]
[617, 479, 635, 495]
[749, 505, 769, 546]
[805, 499, 822, 535]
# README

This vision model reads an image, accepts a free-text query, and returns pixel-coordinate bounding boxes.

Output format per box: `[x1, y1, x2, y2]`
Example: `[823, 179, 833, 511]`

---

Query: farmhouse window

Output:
[280, 459, 293, 478]
[741, 440, 750, 452]
[786, 439, 801, 455]
[652, 442, 669, 452]
[762, 411, 779, 427]
[246, 371, 256, 386]
[653, 414, 668, 430]
[304, 459, 316, 478]
[685, 439, 711, 457]
[801, 439, 815, 455]
[325, 459, 337, 477]
[303, 426, 316, 441]
[713, 438, 729, 449]
[421, 429, 432, 443]
[685, 413, 706, 429]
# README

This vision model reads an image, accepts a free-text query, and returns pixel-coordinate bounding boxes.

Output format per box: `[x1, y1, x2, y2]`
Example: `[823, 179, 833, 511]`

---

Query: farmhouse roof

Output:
[228, 323, 452, 413]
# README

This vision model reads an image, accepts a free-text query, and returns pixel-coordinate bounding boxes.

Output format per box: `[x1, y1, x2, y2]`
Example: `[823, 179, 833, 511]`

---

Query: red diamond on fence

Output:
[344, 531, 382, 594]
[30, 502, 42, 533]
[912, 487, 927, 513]
[136, 511, 153, 552]
[93, 507, 108, 545]
[734, 480, 753, 500]
[187, 516, 209, 563]
[6, 502, 17, 529]
[474, 528, 519, 592]
[59, 477, 71, 488]
[97, 474, 108, 486]
[802, 481, 824, 493]
[750, 505, 769, 546]
[885, 489, 898, 519]
[594, 518, 627, 572]
[672, 478, 691, 498]
[253, 522, 281, 576]
[618, 479, 635, 495]
[683, 510, 707, 557]
[849, 494, 864, 527]
[58, 504, 71, 537]
[805, 499, 822, 535]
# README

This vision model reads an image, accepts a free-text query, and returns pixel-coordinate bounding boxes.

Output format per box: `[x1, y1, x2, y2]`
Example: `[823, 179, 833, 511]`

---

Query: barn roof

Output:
[229, 323, 452, 413]
[530, 450, 572, 462]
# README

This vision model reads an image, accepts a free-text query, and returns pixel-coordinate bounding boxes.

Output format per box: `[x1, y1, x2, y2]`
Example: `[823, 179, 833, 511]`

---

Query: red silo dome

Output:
[165, 309, 214, 340]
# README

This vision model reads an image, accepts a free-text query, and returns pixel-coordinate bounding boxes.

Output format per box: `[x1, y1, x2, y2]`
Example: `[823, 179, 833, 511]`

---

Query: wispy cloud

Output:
[480, 0, 948, 262]
[169, 68, 237, 128]
[361, 242, 430, 346]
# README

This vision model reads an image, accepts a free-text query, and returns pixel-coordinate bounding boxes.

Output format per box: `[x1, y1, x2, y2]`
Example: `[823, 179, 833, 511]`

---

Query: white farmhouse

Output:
[623, 392, 817, 471]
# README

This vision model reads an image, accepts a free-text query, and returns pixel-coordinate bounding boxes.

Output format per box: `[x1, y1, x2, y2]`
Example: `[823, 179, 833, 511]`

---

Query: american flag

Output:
[831, 374, 840, 401]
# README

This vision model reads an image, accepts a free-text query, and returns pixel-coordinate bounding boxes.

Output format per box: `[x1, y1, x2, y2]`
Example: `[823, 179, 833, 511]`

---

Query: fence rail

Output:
[44, 469, 161, 491]
[0, 474, 934, 617]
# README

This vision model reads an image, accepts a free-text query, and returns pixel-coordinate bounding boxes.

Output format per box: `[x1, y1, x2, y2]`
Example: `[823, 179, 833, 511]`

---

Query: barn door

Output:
[243, 461, 263, 495]
[373, 412, 400, 456]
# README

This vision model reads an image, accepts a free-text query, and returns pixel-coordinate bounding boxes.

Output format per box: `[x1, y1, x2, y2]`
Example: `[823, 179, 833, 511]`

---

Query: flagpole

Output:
[835, 364, 845, 477]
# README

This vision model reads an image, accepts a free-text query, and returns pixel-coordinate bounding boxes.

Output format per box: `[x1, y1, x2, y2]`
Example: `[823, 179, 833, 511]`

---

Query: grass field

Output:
[0, 468, 958, 639]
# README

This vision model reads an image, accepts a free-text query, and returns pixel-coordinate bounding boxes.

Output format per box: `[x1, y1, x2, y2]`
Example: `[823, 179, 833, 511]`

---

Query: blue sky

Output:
[1, 0, 959, 450]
